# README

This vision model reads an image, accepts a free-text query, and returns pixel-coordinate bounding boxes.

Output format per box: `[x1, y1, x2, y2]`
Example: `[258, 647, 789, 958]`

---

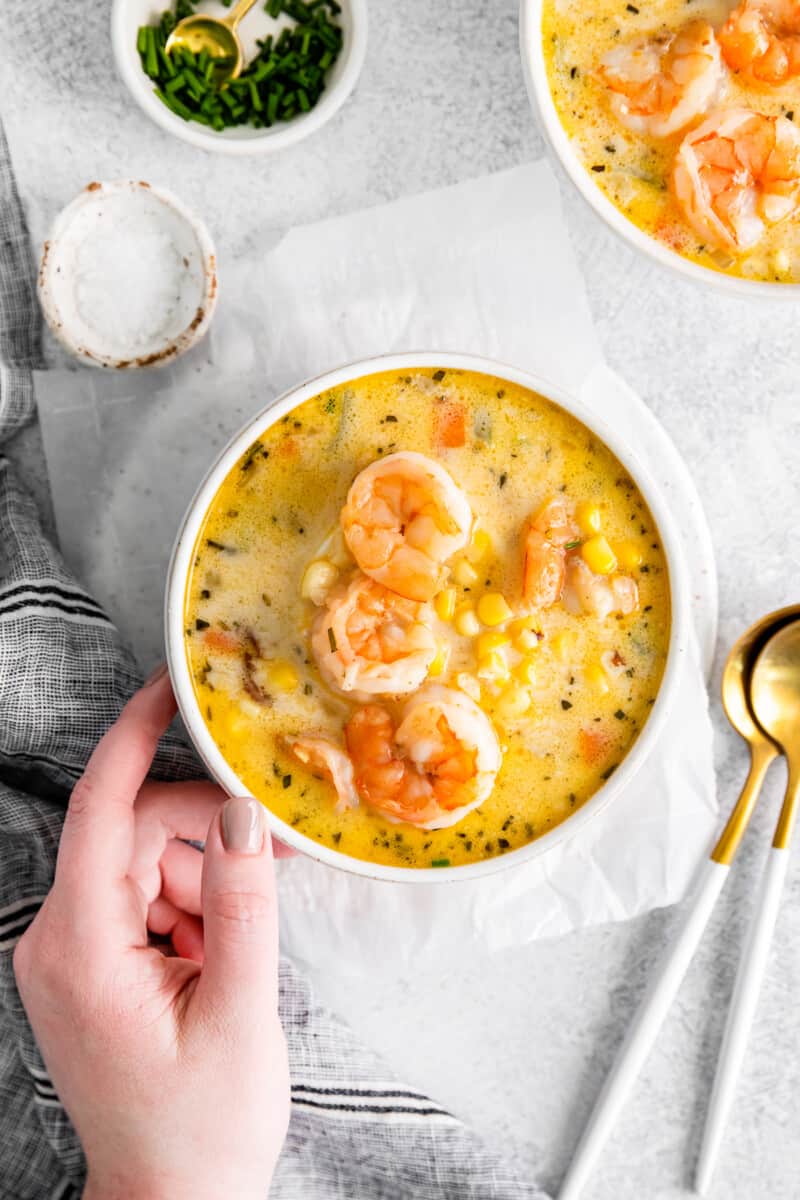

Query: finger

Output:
[195, 798, 279, 1020]
[129, 780, 224, 895]
[160, 838, 204, 915]
[148, 896, 205, 963]
[55, 669, 176, 905]
[272, 837, 296, 859]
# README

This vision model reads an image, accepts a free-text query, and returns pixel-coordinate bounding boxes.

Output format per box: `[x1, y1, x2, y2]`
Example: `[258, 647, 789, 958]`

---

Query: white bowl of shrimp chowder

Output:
[520, 0, 800, 295]
[165, 353, 690, 883]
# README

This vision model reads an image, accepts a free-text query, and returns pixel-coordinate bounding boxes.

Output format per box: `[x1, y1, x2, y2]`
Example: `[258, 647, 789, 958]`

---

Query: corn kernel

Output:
[300, 558, 339, 605]
[514, 656, 539, 685]
[455, 606, 481, 637]
[434, 587, 457, 621]
[551, 630, 577, 662]
[453, 559, 479, 586]
[509, 615, 542, 639]
[477, 630, 511, 657]
[581, 535, 617, 576]
[495, 683, 531, 721]
[477, 650, 510, 682]
[268, 659, 299, 692]
[774, 249, 791, 275]
[575, 501, 602, 536]
[429, 643, 449, 677]
[614, 540, 644, 571]
[515, 628, 542, 654]
[456, 672, 481, 702]
[585, 663, 610, 695]
[477, 592, 513, 626]
[471, 527, 493, 556]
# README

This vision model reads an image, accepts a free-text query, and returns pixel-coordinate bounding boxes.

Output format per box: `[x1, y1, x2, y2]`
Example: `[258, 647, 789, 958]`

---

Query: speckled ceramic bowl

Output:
[38, 179, 217, 369]
[165, 351, 691, 883]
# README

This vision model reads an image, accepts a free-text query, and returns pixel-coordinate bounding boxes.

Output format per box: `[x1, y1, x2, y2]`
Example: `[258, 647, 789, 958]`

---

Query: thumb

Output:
[196, 797, 280, 1019]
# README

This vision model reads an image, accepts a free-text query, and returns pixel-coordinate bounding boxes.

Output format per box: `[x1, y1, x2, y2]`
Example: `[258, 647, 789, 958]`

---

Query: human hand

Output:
[13, 667, 290, 1200]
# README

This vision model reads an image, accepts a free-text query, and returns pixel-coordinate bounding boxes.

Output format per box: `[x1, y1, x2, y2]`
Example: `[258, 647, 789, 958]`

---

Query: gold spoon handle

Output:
[223, 0, 260, 30]
[711, 739, 777, 865]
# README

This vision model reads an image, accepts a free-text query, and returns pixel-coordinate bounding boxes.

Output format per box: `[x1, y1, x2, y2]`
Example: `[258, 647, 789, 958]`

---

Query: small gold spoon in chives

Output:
[166, 0, 260, 83]
[696, 616, 800, 1194]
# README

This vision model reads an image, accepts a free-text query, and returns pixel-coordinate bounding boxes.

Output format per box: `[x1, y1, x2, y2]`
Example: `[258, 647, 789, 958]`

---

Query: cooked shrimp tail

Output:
[598, 21, 723, 138]
[344, 684, 502, 829]
[287, 735, 359, 813]
[311, 571, 437, 699]
[341, 451, 473, 602]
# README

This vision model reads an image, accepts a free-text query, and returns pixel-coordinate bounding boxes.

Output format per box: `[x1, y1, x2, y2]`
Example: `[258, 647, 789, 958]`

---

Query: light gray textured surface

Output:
[1, 2, 799, 1198]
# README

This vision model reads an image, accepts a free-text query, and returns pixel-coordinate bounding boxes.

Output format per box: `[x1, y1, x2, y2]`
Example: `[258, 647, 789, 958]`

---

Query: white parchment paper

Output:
[34, 160, 718, 971]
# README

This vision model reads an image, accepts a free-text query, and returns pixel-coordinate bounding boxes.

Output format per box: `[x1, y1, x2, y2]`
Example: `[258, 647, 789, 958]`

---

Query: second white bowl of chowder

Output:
[521, 0, 800, 294]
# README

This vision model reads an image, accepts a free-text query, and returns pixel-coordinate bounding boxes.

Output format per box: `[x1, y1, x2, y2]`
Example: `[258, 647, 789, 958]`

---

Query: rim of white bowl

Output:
[110, 0, 368, 156]
[518, 0, 800, 299]
[165, 351, 691, 884]
[37, 178, 218, 369]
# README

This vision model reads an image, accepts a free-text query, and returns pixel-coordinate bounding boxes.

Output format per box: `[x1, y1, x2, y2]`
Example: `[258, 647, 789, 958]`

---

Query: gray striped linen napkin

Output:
[0, 118, 549, 1200]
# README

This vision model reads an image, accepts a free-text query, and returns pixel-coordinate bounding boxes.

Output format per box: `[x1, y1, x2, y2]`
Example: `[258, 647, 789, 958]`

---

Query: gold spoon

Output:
[559, 606, 800, 1200]
[166, 0, 260, 83]
[695, 613, 800, 1194]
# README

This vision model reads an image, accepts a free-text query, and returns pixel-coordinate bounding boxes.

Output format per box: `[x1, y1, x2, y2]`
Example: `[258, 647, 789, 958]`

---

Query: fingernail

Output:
[144, 662, 168, 687]
[221, 797, 265, 855]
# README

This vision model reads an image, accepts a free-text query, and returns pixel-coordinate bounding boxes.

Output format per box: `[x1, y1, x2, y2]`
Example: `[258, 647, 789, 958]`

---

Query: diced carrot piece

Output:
[203, 629, 241, 654]
[434, 401, 466, 449]
[578, 726, 611, 765]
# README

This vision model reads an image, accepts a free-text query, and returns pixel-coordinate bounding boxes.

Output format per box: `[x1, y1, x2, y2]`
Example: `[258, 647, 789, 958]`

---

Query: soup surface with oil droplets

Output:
[185, 368, 670, 870]
[542, 0, 800, 282]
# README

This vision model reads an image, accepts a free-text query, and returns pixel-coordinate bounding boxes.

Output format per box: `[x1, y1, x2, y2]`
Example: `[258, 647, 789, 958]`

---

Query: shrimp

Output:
[522, 496, 579, 609]
[598, 22, 723, 138]
[310, 571, 437, 698]
[286, 735, 359, 813]
[719, 0, 800, 84]
[344, 684, 502, 829]
[673, 108, 800, 251]
[341, 451, 473, 603]
[562, 556, 639, 620]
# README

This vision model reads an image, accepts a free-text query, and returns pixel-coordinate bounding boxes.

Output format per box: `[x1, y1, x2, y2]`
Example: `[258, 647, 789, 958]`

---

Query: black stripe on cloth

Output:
[291, 1084, 434, 1100]
[0, 747, 80, 778]
[0, 913, 39, 948]
[291, 1097, 452, 1118]
[52, 1179, 79, 1200]
[32, 1077, 57, 1100]
[0, 581, 105, 613]
[0, 896, 43, 930]
[0, 595, 112, 623]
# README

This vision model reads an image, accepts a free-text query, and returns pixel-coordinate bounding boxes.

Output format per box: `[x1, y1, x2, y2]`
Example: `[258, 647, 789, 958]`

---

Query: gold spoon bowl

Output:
[166, 0, 259, 82]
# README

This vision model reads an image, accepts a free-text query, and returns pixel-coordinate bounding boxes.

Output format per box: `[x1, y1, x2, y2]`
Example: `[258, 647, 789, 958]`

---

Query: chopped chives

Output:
[138, 0, 342, 132]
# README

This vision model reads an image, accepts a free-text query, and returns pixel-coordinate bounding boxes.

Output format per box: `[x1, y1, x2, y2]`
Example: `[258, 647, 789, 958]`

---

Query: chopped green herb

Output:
[431, 858, 450, 867]
[564, 539, 582, 550]
[137, 0, 343, 133]
[195, 618, 210, 631]
[282, 774, 292, 789]
[327, 626, 337, 652]
[561, 699, 573, 710]
[432, 369, 446, 382]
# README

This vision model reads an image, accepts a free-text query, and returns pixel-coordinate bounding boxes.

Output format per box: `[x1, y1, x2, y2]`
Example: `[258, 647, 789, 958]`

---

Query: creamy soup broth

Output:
[184, 368, 670, 869]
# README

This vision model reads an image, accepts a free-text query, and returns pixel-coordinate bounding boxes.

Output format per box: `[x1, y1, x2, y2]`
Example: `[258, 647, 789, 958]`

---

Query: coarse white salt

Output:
[39, 181, 216, 368]
[74, 215, 185, 349]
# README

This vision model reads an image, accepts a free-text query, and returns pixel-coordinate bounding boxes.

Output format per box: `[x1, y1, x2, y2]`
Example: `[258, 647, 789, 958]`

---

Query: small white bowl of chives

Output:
[111, 0, 367, 154]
